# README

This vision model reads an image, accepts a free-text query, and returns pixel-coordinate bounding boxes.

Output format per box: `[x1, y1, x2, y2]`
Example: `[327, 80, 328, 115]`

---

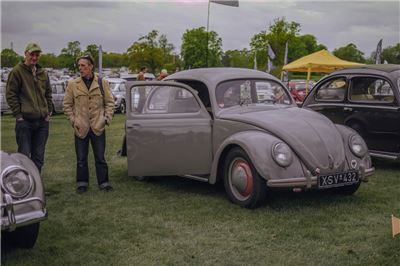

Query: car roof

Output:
[165, 67, 280, 85]
[105, 77, 126, 83]
[332, 64, 400, 75]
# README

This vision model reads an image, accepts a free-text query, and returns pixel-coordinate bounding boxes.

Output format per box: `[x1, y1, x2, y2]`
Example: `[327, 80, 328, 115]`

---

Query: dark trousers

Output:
[75, 129, 109, 188]
[15, 119, 49, 173]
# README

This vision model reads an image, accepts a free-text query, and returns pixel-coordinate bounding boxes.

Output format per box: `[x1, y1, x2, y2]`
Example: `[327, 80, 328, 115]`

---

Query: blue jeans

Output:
[15, 119, 49, 173]
[74, 129, 109, 188]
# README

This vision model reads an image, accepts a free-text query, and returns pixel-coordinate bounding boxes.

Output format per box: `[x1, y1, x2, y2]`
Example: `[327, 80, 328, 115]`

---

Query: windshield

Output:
[109, 82, 125, 92]
[215, 79, 291, 108]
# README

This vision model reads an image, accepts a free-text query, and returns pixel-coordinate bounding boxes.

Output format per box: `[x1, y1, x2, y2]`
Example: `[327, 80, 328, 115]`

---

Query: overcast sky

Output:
[1, 0, 399, 58]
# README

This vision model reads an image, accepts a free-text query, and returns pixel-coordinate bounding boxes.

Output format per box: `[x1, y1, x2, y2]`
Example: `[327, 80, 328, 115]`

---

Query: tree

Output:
[127, 30, 176, 73]
[289, 34, 327, 61]
[1, 48, 22, 67]
[39, 53, 60, 68]
[181, 27, 223, 69]
[60, 41, 82, 70]
[382, 43, 400, 64]
[333, 43, 365, 63]
[222, 49, 252, 68]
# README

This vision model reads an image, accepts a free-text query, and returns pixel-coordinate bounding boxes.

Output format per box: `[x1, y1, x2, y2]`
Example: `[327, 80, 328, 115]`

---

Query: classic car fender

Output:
[334, 124, 373, 172]
[209, 130, 304, 184]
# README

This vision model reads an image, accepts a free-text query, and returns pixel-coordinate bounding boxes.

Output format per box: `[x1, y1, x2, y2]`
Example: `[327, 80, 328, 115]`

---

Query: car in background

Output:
[1, 151, 47, 248]
[1, 81, 10, 114]
[302, 64, 400, 161]
[50, 81, 67, 114]
[288, 79, 315, 104]
[122, 68, 374, 208]
[105, 78, 128, 113]
[120, 73, 156, 81]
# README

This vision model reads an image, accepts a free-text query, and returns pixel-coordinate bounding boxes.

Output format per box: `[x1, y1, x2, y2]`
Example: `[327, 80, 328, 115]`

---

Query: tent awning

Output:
[282, 49, 364, 73]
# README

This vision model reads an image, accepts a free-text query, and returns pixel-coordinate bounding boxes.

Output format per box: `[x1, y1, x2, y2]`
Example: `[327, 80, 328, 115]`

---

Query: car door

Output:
[126, 81, 212, 177]
[346, 75, 400, 153]
[304, 76, 348, 124]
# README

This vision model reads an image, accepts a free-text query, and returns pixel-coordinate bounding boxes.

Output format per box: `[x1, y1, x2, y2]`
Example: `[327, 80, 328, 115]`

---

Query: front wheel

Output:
[223, 147, 267, 208]
[6, 223, 40, 248]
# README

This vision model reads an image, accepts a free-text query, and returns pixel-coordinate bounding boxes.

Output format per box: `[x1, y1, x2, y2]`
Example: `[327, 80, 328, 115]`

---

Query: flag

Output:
[210, 0, 239, 7]
[375, 39, 382, 64]
[267, 43, 276, 60]
[392, 215, 400, 238]
[253, 50, 257, 70]
[283, 41, 289, 65]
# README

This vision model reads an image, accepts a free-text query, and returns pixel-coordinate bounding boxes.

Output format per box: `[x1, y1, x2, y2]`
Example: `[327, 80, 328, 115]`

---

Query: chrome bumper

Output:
[1, 194, 47, 232]
[267, 166, 375, 188]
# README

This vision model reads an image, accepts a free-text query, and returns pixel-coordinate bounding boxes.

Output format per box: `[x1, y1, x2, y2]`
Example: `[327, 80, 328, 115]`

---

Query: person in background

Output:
[6, 43, 52, 173]
[156, 69, 168, 80]
[137, 66, 147, 81]
[63, 55, 114, 193]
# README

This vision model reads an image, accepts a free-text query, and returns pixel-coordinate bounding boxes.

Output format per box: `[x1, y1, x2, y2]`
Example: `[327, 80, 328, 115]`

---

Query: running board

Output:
[180, 175, 209, 182]
[369, 151, 400, 161]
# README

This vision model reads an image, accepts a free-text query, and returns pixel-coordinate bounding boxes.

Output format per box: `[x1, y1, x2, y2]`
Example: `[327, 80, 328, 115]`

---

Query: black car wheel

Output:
[5, 223, 40, 248]
[348, 122, 367, 139]
[223, 147, 267, 208]
[120, 100, 126, 114]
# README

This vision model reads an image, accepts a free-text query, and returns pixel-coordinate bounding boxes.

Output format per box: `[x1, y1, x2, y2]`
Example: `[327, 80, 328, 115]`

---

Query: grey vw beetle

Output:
[1, 151, 47, 248]
[123, 68, 375, 208]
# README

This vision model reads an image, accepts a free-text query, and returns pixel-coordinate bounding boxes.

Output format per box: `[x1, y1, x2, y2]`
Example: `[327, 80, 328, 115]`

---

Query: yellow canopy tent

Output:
[281, 49, 364, 92]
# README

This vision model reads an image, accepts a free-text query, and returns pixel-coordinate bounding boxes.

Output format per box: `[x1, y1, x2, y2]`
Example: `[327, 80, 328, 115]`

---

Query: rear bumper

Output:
[1, 194, 47, 232]
[267, 166, 375, 188]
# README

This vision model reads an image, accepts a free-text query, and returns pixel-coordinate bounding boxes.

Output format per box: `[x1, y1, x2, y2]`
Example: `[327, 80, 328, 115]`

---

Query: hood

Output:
[220, 106, 346, 173]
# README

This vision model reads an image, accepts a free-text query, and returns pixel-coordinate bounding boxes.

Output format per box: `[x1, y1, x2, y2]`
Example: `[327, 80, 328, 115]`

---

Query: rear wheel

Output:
[223, 147, 267, 208]
[120, 100, 126, 114]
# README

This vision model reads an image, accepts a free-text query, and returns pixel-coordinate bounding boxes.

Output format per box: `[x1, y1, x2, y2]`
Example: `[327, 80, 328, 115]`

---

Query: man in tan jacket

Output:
[63, 55, 114, 193]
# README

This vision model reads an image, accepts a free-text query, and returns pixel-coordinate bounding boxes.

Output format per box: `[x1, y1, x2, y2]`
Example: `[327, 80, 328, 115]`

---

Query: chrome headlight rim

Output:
[272, 142, 294, 167]
[1, 165, 33, 198]
[348, 134, 367, 158]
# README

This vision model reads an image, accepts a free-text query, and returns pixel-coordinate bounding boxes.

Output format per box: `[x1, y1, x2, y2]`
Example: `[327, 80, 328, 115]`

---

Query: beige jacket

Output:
[63, 74, 114, 139]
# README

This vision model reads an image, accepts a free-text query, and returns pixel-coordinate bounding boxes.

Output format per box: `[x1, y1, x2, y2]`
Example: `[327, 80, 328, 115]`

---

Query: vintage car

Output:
[1, 151, 47, 248]
[302, 65, 400, 161]
[105, 77, 128, 113]
[50, 80, 67, 114]
[122, 68, 374, 208]
[1, 81, 10, 114]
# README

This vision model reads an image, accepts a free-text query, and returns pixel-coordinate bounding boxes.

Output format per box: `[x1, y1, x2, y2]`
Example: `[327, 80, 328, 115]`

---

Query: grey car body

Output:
[1, 81, 10, 114]
[106, 77, 127, 113]
[1, 151, 47, 248]
[124, 68, 374, 208]
[51, 81, 67, 114]
[302, 65, 400, 160]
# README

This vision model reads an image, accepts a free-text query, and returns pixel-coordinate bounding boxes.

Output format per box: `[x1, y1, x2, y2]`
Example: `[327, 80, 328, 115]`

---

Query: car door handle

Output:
[127, 124, 142, 129]
[344, 107, 353, 111]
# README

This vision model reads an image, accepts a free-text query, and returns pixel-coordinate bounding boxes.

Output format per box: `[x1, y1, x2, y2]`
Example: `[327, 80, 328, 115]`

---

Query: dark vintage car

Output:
[302, 65, 400, 161]
[1, 151, 47, 248]
[122, 68, 374, 208]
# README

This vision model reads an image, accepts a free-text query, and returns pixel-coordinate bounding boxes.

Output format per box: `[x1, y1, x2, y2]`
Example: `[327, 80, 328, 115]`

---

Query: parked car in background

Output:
[1, 81, 10, 114]
[120, 72, 155, 81]
[105, 78, 127, 113]
[288, 79, 316, 104]
[121, 68, 374, 208]
[50, 81, 66, 114]
[1, 151, 47, 248]
[302, 64, 400, 161]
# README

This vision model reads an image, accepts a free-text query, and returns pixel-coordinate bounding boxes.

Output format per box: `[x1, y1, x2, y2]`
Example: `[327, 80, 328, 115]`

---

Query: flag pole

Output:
[206, 0, 211, 67]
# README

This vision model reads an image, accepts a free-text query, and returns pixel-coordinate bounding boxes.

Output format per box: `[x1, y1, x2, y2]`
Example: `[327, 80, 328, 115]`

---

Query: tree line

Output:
[1, 18, 399, 77]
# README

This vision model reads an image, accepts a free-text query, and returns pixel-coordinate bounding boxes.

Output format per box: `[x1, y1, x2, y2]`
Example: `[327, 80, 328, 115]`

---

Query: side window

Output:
[350, 77, 394, 102]
[315, 77, 346, 101]
[131, 86, 200, 114]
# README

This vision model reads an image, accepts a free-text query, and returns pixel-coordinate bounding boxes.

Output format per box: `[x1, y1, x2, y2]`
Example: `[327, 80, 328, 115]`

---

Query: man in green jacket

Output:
[6, 43, 52, 173]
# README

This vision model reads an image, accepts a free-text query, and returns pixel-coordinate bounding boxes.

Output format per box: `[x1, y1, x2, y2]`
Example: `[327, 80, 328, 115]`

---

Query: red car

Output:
[288, 80, 315, 104]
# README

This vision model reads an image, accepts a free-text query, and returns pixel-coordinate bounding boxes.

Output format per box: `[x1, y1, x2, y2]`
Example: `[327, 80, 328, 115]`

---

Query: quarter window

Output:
[350, 77, 394, 102]
[315, 77, 346, 101]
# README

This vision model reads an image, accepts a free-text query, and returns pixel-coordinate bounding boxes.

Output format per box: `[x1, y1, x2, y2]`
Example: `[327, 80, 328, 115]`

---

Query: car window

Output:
[315, 77, 346, 101]
[350, 77, 394, 103]
[131, 85, 200, 114]
[216, 79, 291, 108]
[110, 83, 121, 92]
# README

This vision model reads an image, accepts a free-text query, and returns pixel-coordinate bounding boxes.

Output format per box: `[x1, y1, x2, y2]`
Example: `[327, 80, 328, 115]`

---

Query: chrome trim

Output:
[369, 151, 400, 160]
[1, 165, 33, 198]
[266, 167, 375, 188]
[1, 195, 46, 232]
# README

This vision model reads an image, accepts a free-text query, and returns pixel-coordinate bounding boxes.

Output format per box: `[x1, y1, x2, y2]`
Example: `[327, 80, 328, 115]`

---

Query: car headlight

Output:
[272, 142, 293, 167]
[1, 165, 33, 198]
[349, 134, 367, 158]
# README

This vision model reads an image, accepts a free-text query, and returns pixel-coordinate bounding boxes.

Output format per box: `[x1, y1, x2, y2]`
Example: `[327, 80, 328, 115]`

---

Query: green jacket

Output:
[6, 62, 52, 120]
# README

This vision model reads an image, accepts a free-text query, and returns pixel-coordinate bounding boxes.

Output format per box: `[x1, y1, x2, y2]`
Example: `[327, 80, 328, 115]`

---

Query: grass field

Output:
[1, 114, 399, 266]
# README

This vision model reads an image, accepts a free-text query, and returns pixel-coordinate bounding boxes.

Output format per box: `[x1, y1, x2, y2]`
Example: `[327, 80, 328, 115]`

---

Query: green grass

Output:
[1, 114, 399, 266]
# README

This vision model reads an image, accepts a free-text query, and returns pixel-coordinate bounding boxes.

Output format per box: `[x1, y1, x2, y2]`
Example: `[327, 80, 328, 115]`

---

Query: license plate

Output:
[318, 170, 359, 189]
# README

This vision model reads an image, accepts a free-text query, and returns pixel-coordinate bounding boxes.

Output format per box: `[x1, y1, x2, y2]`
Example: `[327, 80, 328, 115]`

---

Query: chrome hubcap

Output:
[229, 158, 253, 201]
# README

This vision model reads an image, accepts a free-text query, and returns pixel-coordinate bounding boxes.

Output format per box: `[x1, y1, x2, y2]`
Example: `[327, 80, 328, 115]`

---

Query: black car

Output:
[302, 64, 400, 161]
